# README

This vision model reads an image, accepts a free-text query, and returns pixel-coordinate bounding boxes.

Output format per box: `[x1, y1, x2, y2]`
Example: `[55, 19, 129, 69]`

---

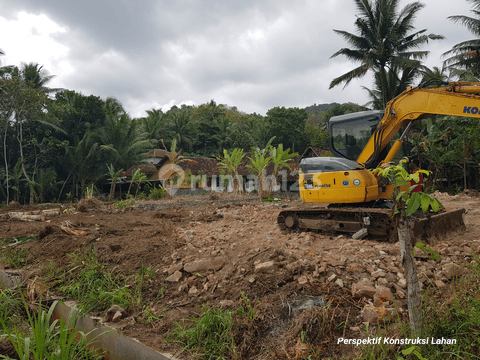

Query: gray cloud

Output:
[0, 0, 475, 117]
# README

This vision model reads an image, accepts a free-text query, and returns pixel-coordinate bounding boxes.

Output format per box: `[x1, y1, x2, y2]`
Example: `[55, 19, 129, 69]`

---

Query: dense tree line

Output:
[3, 0, 480, 204]
[0, 61, 316, 204]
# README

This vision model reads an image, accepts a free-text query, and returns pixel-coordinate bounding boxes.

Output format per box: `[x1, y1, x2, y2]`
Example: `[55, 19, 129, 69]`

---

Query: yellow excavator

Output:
[278, 81, 480, 241]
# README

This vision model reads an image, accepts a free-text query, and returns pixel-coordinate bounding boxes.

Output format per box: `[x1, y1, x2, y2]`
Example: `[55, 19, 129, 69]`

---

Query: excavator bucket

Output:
[410, 208, 466, 243]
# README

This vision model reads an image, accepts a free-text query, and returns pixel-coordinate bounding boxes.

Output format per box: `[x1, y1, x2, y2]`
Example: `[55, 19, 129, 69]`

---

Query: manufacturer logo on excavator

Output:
[463, 106, 480, 114]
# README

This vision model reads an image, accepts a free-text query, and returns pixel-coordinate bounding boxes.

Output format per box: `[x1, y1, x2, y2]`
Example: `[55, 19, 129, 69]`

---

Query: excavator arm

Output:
[357, 82, 480, 167]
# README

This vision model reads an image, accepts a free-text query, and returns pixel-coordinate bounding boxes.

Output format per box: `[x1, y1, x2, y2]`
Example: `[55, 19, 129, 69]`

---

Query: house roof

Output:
[124, 164, 157, 178]
[300, 146, 332, 159]
[177, 154, 300, 182]
[147, 149, 170, 158]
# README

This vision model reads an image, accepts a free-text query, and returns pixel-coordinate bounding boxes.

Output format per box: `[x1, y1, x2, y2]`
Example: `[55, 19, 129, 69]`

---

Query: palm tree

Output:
[443, 0, 480, 76]
[0, 49, 12, 77]
[247, 137, 275, 200]
[167, 109, 196, 151]
[330, 0, 443, 108]
[363, 64, 422, 109]
[142, 108, 165, 142]
[99, 113, 156, 170]
[419, 65, 451, 83]
[63, 133, 100, 198]
[104, 97, 125, 116]
[15, 62, 61, 94]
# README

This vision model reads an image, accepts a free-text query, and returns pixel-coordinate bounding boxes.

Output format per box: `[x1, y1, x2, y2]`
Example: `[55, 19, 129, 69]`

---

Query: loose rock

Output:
[184, 258, 226, 273]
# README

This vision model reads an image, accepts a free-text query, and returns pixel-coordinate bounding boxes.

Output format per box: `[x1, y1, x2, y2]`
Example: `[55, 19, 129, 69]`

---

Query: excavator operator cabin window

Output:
[328, 111, 384, 161]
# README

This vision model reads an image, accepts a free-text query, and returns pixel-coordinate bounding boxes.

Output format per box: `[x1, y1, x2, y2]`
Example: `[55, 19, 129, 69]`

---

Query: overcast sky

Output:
[0, 0, 475, 117]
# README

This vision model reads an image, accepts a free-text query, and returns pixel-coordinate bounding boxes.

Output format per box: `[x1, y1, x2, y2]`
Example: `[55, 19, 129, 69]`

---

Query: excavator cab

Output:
[328, 110, 384, 165]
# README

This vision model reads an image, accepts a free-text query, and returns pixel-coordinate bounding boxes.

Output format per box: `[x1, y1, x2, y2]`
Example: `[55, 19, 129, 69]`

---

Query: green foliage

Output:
[330, 0, 443, 108]
[304, 123, 330, 149]
[373, 159, 444, 216]
[399, 345, 428, 360]
[149, 186, 167, 199]
[0, 293, 104, 360]
[0, 289, 20, 332]
[261, 196, 281, 202]
[216, 148, 244, 193]
[265, 106, 308, 149]
[411, 116, 480, 193]
[414, 242, 441, 261]
[60, 247, 133, 312]
[98, 113, 156, 170]
[106, 164, 123, 201]
[63, 133, 101, 199]
[444, 0, 480, 76]
[267, 143, 297, 195]
[140, 306, 164, 323]
[167, 304, 236, 359]
[238, 292, 258, 322]
[0, 247, 29, 268]
[112, 199, 135, 210]
[246, 136, 275, 198]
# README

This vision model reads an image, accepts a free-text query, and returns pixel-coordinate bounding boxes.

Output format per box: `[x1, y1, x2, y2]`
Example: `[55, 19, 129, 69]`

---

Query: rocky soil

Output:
[1, 191, 479, 359]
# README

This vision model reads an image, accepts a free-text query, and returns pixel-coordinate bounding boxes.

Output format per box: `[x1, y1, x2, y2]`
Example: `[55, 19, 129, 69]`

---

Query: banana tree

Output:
[247, 137, 275, 200]
[216, 148, 245, 197]
[106, 164, 123, 201]
[266, 144, 297, 196]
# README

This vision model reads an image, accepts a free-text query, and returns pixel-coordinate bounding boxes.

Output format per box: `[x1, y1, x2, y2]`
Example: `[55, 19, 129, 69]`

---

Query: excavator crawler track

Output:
[277, 207, 466, 243]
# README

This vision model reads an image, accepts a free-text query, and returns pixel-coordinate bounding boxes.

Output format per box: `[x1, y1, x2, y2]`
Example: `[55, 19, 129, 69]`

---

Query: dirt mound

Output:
[37, 225, 58, 240]
[76, 197, 105, 212]
[8, 201, 21, 209]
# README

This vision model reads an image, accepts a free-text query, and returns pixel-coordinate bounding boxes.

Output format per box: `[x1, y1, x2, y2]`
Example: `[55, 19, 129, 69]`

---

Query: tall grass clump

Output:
[167, 305, 237, 359]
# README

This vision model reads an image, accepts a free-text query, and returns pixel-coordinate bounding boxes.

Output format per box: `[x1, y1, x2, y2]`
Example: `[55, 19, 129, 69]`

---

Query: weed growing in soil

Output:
[419, 258, 480, 359]
[0, 247, 29, 268]
[133, 264, 156, 306]
[0, 236, 37, 247]
[0, 289, 21, 333]
[167, 304, 237, 359]
[0, 291, 105, 360]
[357, 256, 480, 360]
[157, 286, 166, 299]
[238, 292, 258, 322]
[112, 199, 135, 210]
[140, 306, 164, 323]
[59, 247, 133, 312]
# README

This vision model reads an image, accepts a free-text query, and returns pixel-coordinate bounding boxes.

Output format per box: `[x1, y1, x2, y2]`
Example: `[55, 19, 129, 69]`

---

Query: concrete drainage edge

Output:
[0, 269, 180, 360]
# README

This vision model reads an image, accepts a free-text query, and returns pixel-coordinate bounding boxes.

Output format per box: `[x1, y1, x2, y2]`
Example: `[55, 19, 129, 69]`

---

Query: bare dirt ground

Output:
[1, 191, 480, 359]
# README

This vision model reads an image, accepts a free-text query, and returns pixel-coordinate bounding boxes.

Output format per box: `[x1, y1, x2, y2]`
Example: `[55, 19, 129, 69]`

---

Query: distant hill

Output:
[304, 102, 369, 118]
[304, 103, 340, 116]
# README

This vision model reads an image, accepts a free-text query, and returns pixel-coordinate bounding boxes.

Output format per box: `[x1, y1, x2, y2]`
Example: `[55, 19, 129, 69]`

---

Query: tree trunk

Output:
[3, 117, 9, 204]
[397, 208, 423, 337]
[109, 180, 116, 201]
[8, 213, 45, 221]
[17, 123, 35, 205]
[127, 180, 133, 196]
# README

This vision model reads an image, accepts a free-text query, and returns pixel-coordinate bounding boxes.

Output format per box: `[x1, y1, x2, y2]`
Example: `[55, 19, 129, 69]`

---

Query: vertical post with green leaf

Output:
[373, 158, 444, 336]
